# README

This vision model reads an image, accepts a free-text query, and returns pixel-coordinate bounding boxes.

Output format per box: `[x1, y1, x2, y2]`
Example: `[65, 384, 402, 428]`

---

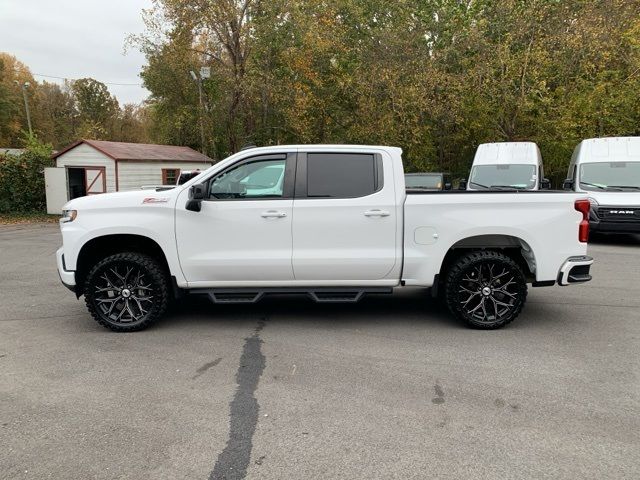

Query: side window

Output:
[162, 168, 180, 185]
[306, 153, 382, 198]
[209, 159, 286, 199]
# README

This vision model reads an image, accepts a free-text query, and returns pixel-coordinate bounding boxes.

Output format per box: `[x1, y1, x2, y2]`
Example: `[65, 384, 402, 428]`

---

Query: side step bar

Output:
[191, 287, 393, 304]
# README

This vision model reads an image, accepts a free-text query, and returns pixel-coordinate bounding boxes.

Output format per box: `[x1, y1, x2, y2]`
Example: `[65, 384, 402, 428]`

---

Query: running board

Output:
[191, 287, 393, 304]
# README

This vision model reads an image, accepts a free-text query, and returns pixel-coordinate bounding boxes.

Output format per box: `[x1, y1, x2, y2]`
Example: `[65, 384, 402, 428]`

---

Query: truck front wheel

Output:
[444, 251, 527, 329]
[84, 252, 169, 332]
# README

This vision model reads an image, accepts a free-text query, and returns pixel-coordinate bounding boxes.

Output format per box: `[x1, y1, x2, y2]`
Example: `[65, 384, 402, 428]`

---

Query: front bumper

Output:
[56, 247, 76, 292]
[557, 256, 594, 286]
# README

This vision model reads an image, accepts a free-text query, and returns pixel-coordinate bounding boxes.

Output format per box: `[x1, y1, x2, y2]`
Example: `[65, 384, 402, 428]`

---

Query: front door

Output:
[175, 153, 296, 286]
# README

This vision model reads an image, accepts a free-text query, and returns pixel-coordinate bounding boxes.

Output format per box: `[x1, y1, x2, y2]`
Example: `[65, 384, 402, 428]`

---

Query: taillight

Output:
[575, 199, 590, 243]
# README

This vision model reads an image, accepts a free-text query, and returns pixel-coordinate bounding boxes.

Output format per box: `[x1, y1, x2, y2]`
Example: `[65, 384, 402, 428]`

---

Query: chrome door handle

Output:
[261, 210, 287, 218]
[364, 209, 390, 217]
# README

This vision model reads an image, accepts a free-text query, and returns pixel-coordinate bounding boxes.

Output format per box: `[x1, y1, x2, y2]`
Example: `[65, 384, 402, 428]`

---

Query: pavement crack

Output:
[209, 317, 267, 480]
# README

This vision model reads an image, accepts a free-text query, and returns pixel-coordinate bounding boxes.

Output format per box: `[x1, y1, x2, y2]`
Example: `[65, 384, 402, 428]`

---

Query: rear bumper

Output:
[56, 247, 76, 292]
[557, 256, 593, 286]
[590, 220, 640, 234]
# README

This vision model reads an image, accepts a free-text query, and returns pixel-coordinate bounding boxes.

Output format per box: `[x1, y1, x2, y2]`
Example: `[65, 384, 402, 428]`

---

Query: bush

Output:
[0, 136, 54, 213]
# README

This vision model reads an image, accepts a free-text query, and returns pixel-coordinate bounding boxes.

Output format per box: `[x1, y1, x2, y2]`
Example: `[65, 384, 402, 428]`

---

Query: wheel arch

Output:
[437, 234, 536, 285]
[75, 234, 170, 296]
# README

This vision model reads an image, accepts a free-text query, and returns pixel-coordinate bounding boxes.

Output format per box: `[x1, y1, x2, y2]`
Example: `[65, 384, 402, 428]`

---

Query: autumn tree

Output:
[133, 0, 640, 182]
[71, 78, 120, 139]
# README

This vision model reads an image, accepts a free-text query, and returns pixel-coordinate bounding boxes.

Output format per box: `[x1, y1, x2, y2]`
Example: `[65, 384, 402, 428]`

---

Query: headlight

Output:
[60, 209, 77, 223]
[588, 198, 598, 209]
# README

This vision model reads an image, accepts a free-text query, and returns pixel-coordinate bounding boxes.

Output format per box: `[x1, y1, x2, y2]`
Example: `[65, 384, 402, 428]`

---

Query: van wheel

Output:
[445, 251, 527, 329]
[85, 252, 169, 332]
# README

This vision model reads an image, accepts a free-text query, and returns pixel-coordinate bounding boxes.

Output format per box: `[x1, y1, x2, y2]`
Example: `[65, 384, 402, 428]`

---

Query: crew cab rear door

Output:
[292, 150, 399, 282]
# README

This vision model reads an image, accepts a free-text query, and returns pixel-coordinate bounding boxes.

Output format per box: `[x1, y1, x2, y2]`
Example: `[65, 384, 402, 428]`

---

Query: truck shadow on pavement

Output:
[153, 285, 570, 333]
[160, 288, 465, 330]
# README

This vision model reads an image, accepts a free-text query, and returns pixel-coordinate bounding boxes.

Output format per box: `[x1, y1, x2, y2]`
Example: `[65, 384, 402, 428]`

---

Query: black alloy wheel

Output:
[84, 252, 168, 332]
[445, 250, 527, 329]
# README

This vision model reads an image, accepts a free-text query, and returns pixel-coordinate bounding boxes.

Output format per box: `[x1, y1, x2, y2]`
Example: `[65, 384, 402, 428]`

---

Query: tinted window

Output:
[210, 159, 286, 199]
[307, 153, 379, 198]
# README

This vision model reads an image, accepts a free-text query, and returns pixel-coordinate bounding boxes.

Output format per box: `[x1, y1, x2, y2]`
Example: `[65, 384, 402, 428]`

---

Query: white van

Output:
[564, 137, 640, 234]
[464, 142, 550, 190]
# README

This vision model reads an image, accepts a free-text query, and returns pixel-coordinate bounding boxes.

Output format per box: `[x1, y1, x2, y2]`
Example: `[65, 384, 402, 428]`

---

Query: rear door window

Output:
[306, 153, 381, 198]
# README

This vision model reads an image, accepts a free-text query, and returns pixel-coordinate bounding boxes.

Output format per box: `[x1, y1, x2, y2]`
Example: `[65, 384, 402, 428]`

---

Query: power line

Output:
[32, 73, 143, 87]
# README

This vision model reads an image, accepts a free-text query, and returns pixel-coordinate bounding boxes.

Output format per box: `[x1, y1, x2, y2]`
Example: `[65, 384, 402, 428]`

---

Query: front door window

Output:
[210, 160, 286, 199]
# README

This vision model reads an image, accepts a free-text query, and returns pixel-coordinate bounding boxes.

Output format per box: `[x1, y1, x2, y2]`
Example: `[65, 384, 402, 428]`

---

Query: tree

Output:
[71, 78, 120, 139]
[135, 0, 260, 155]
[0, 53, 36, 146]
[35, 81, 78, 147]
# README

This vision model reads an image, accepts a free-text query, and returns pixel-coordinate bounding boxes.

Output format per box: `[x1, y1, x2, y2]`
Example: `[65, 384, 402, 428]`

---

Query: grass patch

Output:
[0, 212, 60, 225]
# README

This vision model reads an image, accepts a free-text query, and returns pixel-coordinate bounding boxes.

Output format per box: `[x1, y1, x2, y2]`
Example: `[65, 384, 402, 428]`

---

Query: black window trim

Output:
[294, 151, 384, 199]
[202, 152, 296, 201]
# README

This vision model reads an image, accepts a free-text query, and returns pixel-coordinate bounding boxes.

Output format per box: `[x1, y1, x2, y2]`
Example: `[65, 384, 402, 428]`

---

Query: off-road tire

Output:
[444, 250, 527, 329]
[85, 252, 169, 332]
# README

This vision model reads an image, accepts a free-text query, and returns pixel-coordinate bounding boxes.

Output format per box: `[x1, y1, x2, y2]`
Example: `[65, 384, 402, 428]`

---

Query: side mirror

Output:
[540, 178, 551, 190]
[562, 179, 574, 190]
[458, 179, 468, 190]
[443, 182, 452, 191]
[186, 183, 206, 212]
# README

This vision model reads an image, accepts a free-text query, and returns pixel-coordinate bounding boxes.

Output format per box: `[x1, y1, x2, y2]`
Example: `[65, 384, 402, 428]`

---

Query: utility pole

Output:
[15, 81, 33, 136]
[190, 70, 206, 154]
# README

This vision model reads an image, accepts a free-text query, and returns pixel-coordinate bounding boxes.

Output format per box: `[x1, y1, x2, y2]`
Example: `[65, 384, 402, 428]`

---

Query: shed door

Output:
[85, 167, 106, 194]
[44, 167, 68, 214]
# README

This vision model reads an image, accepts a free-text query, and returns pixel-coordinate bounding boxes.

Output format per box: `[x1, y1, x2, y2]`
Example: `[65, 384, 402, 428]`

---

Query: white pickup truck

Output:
[56, 145, 594, 332]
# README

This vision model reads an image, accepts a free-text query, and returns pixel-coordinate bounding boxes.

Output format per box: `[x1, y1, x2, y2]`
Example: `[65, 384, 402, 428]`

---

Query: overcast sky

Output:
[0, 0, 153, 105]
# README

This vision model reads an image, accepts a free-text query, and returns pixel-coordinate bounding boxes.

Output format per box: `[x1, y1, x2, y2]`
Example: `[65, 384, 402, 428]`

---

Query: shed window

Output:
[162, 168, 180, 185]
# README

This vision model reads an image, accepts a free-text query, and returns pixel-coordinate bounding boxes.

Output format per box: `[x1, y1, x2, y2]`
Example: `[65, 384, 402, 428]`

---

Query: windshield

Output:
[579, 162, 640, 191]
[469, 164, 536, 189]
[405, 174, 443, 189]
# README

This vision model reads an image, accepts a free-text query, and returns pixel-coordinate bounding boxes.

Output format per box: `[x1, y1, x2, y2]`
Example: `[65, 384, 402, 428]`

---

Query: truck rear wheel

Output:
[444, 250, 527, 329]
[84, 252, 169, 332]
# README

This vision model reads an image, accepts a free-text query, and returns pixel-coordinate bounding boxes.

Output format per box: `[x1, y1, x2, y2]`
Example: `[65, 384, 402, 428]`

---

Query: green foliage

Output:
[0, 136, 54, 213]
[135, 0, 640, 185]
[3, 1, 640, 190]
[71, 78, 120, 139]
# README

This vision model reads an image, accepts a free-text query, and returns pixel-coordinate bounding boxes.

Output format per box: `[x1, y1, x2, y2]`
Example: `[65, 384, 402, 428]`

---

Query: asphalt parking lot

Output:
[1, 224, 639, 480]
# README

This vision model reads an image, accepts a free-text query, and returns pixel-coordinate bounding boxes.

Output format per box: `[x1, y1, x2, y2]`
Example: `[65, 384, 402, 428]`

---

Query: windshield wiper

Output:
[579, 182, 618, 191]
[469, 181, 489, 189]
[607, 185, 640, 191]
[490, 185, 525, 190]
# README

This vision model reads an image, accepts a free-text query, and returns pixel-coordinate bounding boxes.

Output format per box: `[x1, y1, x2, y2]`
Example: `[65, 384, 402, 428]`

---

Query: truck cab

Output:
[465, 142, 550, 191]
[564, 137, 640, 234]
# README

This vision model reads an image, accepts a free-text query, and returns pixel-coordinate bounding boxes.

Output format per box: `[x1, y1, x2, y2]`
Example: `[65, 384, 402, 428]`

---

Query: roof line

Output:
[52, 139, 212, 162]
